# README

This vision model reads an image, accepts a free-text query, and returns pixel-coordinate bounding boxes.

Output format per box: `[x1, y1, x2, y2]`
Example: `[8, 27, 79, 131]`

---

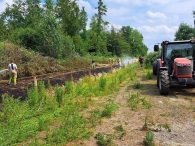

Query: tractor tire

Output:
[158, 70, 170, 95]
[153, 61, 157, 75]
[157, 73, 159, 88]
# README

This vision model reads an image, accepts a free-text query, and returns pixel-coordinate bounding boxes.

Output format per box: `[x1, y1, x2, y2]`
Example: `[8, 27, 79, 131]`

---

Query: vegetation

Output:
[143, 131, 155, 146]
[175, 23, 195, 41]
[0, 0, 147, 59]
[0, 42, 110, 78]
[0, 63, 138, 145]
[95, 132, 114, 146]
[127, 93, 151, 110]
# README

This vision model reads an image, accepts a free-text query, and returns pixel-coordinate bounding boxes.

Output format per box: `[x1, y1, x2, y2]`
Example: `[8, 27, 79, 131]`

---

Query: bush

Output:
[9, 28, 42, 51]
[144, 51, 160, 67]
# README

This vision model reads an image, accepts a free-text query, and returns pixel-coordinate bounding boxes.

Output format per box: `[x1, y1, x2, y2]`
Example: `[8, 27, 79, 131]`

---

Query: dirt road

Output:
[80, 68, 195, 146]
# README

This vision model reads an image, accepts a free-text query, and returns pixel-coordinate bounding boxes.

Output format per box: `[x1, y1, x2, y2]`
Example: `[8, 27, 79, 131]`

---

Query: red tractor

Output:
[153, 38, 195, 95]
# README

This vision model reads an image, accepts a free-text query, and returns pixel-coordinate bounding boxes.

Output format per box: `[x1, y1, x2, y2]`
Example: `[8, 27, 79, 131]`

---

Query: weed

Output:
[140, 98, 152, 109]
[143, 131, 154, 146]
[0, 61, 139, 145]
[99, 75, 107, 91]
[90, 109, 102, 127]
[142, 116, 149, 131]
[37, 117, 47, 131]
[159, 123, 171, 132]
[114, 125, 124, 132]
[128, 93, 140, 110]
[117, 74, 124, 83]
[146, 71, 153, 80]
[95, 132, 114, 146]
[54, 84, 63, 107]
[133, 82, 143, 89]
[184, 97, 192, 102]
[75, 82, 84, 96]
[65, 81, 74, 94]
[114, 125, 126, 139]
[38, 80, 47, 106]
[47, 112, 92, 144]
[128, 93, 151, 110]
[101, 103, 118, 118]
[27, 84, 39, 107]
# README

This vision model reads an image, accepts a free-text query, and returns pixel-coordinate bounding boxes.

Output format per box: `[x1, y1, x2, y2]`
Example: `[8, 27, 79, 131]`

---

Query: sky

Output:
[1, 0, 195, 53]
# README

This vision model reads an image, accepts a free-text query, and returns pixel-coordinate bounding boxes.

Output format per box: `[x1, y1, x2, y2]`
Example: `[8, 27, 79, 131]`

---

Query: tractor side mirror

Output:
[154, 45, 159, 51]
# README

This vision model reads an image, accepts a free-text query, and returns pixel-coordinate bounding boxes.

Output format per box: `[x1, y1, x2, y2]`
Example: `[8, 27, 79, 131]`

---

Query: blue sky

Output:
[1, 0, 195, 53]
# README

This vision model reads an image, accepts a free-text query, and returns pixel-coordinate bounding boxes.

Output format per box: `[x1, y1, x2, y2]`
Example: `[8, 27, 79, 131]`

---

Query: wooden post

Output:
[34, 76, 37, 89]
[89, 68, 92, 77]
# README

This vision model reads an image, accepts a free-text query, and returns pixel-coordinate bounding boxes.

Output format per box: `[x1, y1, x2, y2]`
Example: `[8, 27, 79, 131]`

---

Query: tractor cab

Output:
[153, 38, 195, 95]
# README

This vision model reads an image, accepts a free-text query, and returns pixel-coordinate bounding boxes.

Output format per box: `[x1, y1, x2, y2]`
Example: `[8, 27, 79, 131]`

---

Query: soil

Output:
[1, 63, 195, 146]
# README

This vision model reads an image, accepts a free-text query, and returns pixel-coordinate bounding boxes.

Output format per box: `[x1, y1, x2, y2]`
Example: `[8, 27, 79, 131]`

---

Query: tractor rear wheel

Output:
[158, 70, 170, 95]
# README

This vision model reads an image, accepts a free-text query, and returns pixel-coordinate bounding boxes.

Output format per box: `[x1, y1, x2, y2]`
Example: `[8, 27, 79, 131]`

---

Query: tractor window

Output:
[166, 43, 193, 60]
[166, 48, 172, 59]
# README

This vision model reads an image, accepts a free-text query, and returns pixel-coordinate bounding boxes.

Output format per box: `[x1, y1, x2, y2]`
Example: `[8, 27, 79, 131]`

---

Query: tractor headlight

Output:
[176, 63, 191, 67]
[176, 63, 183, 67]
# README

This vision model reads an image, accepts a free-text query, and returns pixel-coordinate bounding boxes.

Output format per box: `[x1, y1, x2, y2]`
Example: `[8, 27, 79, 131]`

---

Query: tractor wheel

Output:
[157, 73, 159, 88]
[158, 70, 170, 95]
[153, 61, 157, 75]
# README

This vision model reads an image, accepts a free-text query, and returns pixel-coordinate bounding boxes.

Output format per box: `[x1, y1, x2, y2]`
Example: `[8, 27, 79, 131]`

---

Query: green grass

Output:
[95, 132, 114, 146]
[133, 81, 143, 89]
[145, 70, 153, 80]
[0, 63, 138, 145]
[101, 102, 118, 118]
[128, 93, 151, 110]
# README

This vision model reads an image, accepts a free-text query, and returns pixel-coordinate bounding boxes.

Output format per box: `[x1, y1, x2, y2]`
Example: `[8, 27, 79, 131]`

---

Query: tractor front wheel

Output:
[158, 70, 170, 95]
[153, 61, 157, 75]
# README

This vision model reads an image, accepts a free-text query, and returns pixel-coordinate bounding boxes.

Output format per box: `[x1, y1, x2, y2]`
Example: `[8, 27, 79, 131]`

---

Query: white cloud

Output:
[144, 0, 170, 5]
[163, 0, 195, 15]
[138, 25, 178, 33]
[0, 0, 13, 13]
[103, 0, 170, 6]
[120, 16, 139, 22]
[103, 0, 140, 5]
[77, 0, 94, 15]
[147, 19, 154, 23]
[147, 11, 166, 19]
[107, 7, 130, 17]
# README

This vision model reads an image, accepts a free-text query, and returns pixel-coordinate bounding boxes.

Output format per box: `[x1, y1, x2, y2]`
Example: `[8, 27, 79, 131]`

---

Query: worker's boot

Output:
[13, 77, 17, 86]
[8, 77, 12, 85]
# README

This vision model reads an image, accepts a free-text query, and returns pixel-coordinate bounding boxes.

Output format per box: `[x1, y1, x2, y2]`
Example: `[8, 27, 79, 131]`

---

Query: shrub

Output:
[143, 131, 154, 146]
[144, 51, 160, 67]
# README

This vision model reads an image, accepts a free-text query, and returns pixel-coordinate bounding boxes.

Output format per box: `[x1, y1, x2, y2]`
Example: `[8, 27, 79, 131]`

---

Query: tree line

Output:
[174, 11, 195, 40]
[0, 0, 148, 59]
